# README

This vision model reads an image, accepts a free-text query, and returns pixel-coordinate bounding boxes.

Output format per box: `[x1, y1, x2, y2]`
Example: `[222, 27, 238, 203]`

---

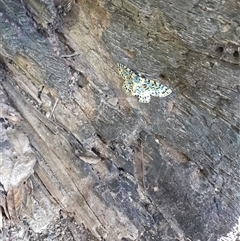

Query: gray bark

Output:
[0, 0, 239, 240]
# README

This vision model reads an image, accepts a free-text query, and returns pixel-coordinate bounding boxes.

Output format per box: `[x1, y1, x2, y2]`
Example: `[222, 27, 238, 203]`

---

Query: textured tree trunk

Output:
[0, 0, 239, 240]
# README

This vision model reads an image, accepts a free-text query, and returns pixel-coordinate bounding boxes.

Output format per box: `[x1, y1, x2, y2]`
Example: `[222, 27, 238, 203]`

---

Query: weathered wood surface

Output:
[0, 0, 239, 240]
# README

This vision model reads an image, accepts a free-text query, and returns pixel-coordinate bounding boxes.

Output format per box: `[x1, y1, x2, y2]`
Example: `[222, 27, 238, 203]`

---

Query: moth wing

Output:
[149, 81, 172, 97]
[138, 91, 151, 103]
[122, 81, 134, 95]
[157, 85, 172, 97]
[118, 63, 134, 81]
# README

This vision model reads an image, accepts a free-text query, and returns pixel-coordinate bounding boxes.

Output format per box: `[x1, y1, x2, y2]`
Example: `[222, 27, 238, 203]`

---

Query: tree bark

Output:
[0, 0, 239, 240]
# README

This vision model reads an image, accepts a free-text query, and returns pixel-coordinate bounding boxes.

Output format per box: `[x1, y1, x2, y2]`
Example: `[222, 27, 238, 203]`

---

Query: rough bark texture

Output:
[0, 0, 239, 240]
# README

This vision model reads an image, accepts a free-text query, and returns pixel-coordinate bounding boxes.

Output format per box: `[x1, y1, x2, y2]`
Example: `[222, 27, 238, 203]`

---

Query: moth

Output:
[117, 63, 172, 103]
